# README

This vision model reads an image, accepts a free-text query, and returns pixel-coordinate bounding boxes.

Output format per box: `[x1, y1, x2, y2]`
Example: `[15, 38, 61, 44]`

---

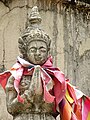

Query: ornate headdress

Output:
[18, 6, 51, 57]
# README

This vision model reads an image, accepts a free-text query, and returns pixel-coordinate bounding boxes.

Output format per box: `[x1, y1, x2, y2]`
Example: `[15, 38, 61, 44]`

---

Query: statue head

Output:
[18, 6, 51, 65]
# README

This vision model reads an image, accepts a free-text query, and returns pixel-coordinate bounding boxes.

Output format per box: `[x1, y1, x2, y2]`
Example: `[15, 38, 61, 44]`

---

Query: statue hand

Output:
[24, 90, 34, 102]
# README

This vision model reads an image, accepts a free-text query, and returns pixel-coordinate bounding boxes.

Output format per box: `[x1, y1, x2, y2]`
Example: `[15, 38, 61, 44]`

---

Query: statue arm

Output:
[5, 75, 32, 115]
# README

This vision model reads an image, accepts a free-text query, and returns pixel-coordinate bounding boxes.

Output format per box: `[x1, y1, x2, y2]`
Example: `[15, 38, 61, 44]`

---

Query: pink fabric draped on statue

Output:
[0, 56, 66, 107]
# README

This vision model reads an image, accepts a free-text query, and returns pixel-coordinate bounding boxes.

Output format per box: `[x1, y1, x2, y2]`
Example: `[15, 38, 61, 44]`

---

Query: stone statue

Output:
[0, 6, 90, 120]
[5, 6, 65, 120]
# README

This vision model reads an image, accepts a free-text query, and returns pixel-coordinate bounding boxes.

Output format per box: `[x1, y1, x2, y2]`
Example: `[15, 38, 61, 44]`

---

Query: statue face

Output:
[27, 40, 48, 65]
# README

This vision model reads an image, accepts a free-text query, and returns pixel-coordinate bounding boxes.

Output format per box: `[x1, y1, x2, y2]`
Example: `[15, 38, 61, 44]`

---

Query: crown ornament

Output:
[18, 6, 51, 57]
[29, 6, 42, 24]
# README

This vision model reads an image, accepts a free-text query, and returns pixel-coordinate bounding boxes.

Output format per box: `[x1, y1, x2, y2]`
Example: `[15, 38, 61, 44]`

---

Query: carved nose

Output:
[36, 50, 40, 55]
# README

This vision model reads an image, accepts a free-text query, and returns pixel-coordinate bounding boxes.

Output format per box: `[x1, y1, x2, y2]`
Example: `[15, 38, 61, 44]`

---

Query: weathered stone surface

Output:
[0, 0, 90, 120]
[0, 86, 13, 120]
[63, 8, 90, 90]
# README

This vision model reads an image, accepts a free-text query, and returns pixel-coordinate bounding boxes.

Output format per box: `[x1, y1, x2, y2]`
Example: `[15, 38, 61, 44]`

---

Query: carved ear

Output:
[18, 37, 27, 56]
[48, 39, 51, 51]
[18, 37, 23, 44]
[18, 37, 24, 51]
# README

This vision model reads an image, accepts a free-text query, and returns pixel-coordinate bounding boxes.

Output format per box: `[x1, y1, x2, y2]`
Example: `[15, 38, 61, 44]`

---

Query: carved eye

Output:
[29, 48, 37, 53]
[39, 48, 47, 53]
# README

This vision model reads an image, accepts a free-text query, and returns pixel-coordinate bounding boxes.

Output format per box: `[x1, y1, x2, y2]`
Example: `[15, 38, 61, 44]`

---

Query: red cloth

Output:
[0, 71, 11, 90]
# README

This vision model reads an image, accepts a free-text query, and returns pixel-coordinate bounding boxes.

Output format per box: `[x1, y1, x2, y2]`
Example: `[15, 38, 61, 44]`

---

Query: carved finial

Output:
[29, 6, 42, 25]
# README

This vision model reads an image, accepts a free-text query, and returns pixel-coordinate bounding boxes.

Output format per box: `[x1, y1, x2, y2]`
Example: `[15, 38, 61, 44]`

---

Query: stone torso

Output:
[6, 69, 55, 120]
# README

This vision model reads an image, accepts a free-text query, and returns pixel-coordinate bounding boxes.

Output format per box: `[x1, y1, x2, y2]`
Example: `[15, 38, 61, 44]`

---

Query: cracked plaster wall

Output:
[0, 0, 90, 119]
